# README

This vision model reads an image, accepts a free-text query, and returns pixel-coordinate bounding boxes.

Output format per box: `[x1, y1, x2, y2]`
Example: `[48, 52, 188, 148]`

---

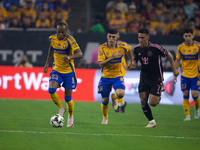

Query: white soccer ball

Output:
[50, 114, 65, 127]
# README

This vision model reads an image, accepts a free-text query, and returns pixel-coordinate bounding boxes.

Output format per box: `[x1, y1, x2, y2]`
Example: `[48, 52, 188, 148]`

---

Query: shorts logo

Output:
[52, 74, 58, 80]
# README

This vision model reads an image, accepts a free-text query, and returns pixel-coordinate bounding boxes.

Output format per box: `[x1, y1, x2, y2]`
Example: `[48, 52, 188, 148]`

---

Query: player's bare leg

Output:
[112, 89, 125, 111]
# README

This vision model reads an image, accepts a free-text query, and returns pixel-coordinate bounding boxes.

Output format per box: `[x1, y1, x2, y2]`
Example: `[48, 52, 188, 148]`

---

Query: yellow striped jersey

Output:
[98, 41, 131, 78]
[176, 41, 200, 78]
[49, 34, 80, 73]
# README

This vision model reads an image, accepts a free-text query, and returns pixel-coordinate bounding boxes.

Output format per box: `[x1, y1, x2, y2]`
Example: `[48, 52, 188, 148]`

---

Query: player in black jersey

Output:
[133, 29, 179, 127]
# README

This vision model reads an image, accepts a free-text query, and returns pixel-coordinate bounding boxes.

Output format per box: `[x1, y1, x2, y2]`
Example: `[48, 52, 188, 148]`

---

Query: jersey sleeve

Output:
[157, 45, 168, 58]
[176, 45, 182, 59]
[68, 35, 80, 52]
[49, 36, 53, 47]
[98, 46, 106, 62]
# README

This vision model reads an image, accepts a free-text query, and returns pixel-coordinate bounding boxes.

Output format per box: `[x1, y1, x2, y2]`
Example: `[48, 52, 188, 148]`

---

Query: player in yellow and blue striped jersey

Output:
[173, 28, 200, 121]
[98, 29, 134, 124]
[43, 22, 83, 127]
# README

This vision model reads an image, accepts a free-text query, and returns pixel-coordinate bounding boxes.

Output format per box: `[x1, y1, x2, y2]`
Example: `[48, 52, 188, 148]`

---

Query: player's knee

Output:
[192, 96, 199, 100]
[140, 99, 147, 106]
[116, 91, 125, 98]
[48, 88, 56, 94]
[150, 102, 157, 107]
[65, 96, 72, 102]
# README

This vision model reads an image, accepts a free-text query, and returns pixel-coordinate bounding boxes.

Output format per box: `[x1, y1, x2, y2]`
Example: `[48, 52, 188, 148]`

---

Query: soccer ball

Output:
[50, 114, 65, 127]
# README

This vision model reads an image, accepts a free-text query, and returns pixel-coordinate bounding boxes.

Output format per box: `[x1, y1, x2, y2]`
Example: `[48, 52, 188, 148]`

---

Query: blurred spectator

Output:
[106, 0, 128, 14]
[141, 3, 155, 21]
[20, 16, 35, 29]
[109, 9, 127, 33]
[183, 0, 199, 20]
[156, 23, 168, 35]
[144, 22, 157, 35]
[171, 0, 184, 14]
[155, 1, 165, 17]
[51, 4, 68, 28]
[41, 2, 51, 19]
[194, 15, 200, 30]
[88, 15, 106, 34]
[177, 7, 187, 21]
[3, 0, 18, 10]
[137, 0, 148, 13]
[35, 0, 54, 12]
[127, 12, 143, 33]
[126, 4, 140, 23]
[7, 2, 21, 22]
[190, 8, 200, 21]
[0, 2, 7, 29]
[54, 0, 70, 11]
[9, 17, 20, 28]
[36, 11, 50, 28]
[188, 21, 200, 36]
[170, 14, 182, 34]
[161, 11, 172, 33]
[15, 54, 33, 67]
[106, 2, 126, 22]
[19, 0, 35, 8]
[20, 0, 36, 23]
[149, 13, 159, 30]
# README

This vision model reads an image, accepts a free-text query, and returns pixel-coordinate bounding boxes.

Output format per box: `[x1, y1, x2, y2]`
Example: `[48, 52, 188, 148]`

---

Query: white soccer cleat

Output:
[101, 118, 108, 124]
[67, 117, 74, 127]
[184, 115, 191, 121]
[194, 110, 199, 120]
[59, 107, 66, 116]
[111, 94, 118, 110]
[145, 119, 157, 128]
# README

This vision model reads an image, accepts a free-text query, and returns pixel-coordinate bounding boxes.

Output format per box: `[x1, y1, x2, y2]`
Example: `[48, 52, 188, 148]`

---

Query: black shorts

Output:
[139, 77, 162, 96]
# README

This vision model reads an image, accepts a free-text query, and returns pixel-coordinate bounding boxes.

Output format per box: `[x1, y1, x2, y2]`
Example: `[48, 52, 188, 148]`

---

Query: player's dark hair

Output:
[138, 28, 149, 35]
[108, 29, 118, 34]
[184, 28, 193, 34]
[57, 21, 68, 29]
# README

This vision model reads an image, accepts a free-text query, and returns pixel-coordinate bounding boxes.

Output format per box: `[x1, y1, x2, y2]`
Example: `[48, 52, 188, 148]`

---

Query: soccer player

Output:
[173, 29, 200, 121]
[98, 29, 134, 124]
[43, 22, 83, 127]
[133, 28, 179, 127]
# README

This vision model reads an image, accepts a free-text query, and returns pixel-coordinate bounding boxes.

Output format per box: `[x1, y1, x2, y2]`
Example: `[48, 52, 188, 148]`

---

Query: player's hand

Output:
[61, 56, 71, 61]
[110, 51, 117, 59]
[43, 64, 49, 73]
[173, 76, 177, 84]
[126, 61, 135, 70]
[173, 69, 179, 77]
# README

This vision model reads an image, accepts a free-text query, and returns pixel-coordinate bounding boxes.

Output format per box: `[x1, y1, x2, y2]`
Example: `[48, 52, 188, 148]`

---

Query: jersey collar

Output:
[106, 41, 118, 49]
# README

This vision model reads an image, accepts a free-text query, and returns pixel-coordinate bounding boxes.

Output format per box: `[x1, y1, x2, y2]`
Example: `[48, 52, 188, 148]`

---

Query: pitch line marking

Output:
[0, 130, 199, 140]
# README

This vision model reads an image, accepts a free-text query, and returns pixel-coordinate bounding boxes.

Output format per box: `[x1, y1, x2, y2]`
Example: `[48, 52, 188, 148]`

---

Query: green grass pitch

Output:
[0, 99, 199, 150]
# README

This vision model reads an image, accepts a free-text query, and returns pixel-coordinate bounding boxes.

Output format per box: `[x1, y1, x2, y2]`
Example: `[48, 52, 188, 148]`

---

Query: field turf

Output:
[0, 99, 199, 150]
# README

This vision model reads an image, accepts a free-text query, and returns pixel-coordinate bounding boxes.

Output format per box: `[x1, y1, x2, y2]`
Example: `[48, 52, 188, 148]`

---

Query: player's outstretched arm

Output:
[43, 46, 54, 73]
[99, 51, 117, 68]
[126, 49, 134, 70]
[167, 52, 179, 77]
[173, 57, 181, 84]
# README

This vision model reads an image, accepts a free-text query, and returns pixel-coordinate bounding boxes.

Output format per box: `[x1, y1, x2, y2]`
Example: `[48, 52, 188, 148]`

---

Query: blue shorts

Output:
[98, 76, 125, 98]
[181, 76, 200, 91]
[49, 70, 77, 89]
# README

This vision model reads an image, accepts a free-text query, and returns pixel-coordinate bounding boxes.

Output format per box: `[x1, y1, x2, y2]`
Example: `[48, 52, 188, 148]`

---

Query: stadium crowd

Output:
[0, 0, 70, 29]
[105, 0, 200, 36]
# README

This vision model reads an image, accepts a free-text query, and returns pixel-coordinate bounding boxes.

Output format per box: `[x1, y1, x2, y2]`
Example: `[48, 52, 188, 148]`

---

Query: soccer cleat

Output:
[59, 107, 66, 116]
[101, 118, 108, 124]
[183, 115, 191, 121]
[120, 101, 127, 113]
[111, 94, 118, 110]
[145, 120, 157, 128]
[194, 110, 199, 120]
[67, 117, 74, 127]
[115, 106, 120, 112]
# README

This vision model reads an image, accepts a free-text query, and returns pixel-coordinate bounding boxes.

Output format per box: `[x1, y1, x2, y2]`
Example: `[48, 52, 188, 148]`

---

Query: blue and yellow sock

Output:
[49, 88, 62, 109]
[65, 96, 74, 117]
[183, 95, 190, 116]
[193, 96, 199, 110]
[117, 98, 125, 106]
[101, 101, 108, 118]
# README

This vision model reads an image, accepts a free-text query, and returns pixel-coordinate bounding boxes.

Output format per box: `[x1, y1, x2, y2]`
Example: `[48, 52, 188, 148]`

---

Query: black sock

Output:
[141, 104, 154, 121]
